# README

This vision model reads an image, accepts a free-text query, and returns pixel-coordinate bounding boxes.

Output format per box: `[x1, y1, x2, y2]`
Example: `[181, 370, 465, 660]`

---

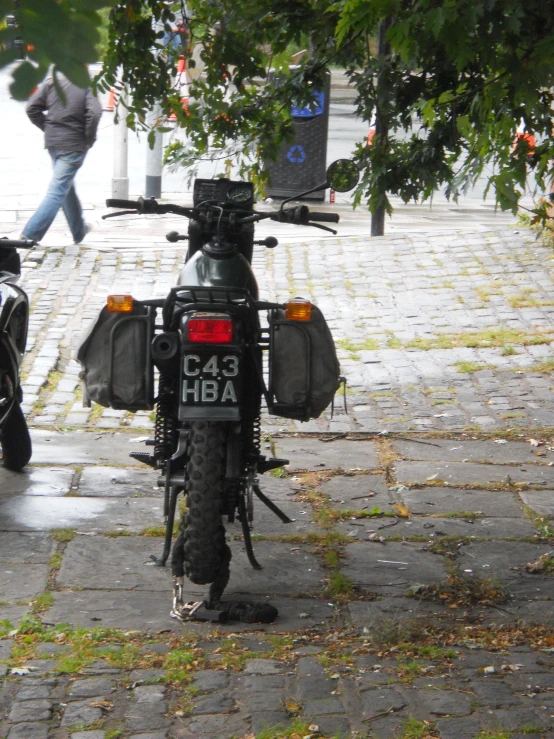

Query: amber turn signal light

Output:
[285, 298, 312, 321]
[107, 295, 134, 313]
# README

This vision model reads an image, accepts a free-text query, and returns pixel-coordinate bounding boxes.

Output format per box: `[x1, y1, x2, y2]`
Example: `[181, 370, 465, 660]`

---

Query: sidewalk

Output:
[12, 210, 554, 435]
[0, 212, 554, 739]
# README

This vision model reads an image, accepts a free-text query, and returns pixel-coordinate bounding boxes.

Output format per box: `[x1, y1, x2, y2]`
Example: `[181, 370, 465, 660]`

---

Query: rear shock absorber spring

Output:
[241, 402, 261, 472]
[154, 374, 178, 463]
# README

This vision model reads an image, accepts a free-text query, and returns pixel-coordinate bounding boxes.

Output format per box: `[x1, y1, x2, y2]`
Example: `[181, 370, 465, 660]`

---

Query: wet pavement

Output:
[1, 429, 554, 738]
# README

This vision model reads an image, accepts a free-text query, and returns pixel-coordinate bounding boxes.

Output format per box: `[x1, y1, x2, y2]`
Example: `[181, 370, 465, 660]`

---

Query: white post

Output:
[112, 87, 129, 199]
[145, 105, 163, 198]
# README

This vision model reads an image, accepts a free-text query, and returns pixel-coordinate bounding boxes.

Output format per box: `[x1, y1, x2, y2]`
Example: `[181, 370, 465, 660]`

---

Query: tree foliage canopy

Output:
[2, 0, 554, 215]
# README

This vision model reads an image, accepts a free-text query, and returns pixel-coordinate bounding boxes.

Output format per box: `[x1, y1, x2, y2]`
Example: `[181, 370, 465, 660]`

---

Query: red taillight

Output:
[187, 317, 233, 344]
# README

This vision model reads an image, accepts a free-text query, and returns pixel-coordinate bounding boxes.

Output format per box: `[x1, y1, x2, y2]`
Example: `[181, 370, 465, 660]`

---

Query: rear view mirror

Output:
[326, 159, 359, 193]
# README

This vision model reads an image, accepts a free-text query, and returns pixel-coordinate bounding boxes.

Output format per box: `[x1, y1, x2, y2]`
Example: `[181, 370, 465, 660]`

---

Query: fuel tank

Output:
[177, 250, 259, 300]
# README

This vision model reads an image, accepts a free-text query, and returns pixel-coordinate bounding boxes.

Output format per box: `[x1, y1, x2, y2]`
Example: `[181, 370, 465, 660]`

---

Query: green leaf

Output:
[9, 60, 41, 101]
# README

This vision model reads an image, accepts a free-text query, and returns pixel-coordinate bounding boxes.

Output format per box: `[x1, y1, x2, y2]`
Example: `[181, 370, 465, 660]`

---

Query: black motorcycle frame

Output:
[103, 161, 358, 613]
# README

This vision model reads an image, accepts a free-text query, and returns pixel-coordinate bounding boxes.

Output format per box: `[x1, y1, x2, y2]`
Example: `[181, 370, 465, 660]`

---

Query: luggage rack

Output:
[158, 286, 283, 330]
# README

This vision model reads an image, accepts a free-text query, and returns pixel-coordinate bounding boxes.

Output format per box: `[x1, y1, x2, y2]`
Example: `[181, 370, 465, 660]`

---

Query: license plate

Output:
[182, 353, 240, 406]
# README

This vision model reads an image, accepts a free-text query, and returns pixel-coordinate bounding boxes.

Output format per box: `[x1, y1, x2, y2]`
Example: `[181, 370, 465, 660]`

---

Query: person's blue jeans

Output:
[22, 149, 88, 243]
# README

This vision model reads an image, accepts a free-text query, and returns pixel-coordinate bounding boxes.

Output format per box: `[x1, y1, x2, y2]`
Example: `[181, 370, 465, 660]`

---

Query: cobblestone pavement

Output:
[1, 215, 554, 738]
[11, 213, 554, 435]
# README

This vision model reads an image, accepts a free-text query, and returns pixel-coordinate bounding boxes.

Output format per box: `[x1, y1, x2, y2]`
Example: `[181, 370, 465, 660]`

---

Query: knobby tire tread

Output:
[182, 421, 226, 585]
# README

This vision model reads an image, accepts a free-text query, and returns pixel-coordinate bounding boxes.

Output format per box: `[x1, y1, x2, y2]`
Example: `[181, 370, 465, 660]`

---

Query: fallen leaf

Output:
[11, 666, 39, 675]
[426, 473, 438, 481]
[393, 503, 411, 518]
[526, 552, 553, 573]
[90, 699, 113, 710]
[368, 533, 386, 543]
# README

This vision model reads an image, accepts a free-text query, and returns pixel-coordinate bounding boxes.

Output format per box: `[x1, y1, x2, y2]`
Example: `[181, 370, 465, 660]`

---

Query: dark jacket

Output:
[26, 75, 102, 152]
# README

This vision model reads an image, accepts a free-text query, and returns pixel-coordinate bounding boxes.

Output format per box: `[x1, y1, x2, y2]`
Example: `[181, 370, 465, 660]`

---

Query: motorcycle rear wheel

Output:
[1, 399, 32, 471]
[182, 421, 226, 585]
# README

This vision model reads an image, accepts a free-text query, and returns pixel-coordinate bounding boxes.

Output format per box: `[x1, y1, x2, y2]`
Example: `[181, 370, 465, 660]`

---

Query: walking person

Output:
[21, 73, 102, 244]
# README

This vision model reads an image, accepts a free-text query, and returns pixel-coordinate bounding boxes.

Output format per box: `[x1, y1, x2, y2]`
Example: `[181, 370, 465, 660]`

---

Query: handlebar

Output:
[308, 212, 340, 224]
[0, 238, 36, 249]
[104, 197, 340, 230]
[104, 197, 194, 219]
[106, 199, 140, 209]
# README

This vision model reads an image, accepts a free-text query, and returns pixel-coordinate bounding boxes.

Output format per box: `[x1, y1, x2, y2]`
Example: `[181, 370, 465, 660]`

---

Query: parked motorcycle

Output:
[78, 159, 359, 622]
[0, 238, 35, 471]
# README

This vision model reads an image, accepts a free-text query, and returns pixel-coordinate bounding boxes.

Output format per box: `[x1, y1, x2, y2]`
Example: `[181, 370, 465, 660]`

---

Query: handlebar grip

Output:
[106, 199, 139, 209]
[308, 212, 340, 224]
[0, 238, 36, 249]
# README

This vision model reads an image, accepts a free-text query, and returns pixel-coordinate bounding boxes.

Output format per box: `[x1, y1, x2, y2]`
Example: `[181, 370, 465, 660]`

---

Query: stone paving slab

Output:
[273, 437, 380, 470]
[78, 467, 159, 497]
[0, 468, 74, 496]
[342, 541, 448, 594]
[519, 489, 554, 516]
[396, 459, 554, 487]
[392, 438, 554, 464]
[339, 515, 539, 540]
[29, 430, 145, 466]
[57, 537, 326, 596]
[454, 540, 554, 586]
[400, 486, 525, 516]
[346, 597, 455, 627]
[56, 536, 175, 592]
[0, 496, 163, 532]
[45, 590, 335, 632]
[319, 475, 393, 512]
[0, 564, 49, 602]
[0, 533, 55, 564]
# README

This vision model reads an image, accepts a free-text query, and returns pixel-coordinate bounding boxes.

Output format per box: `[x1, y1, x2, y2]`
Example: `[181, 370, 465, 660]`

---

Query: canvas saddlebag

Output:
[76, 304, 155, 411]
[267, 303, 340, 421]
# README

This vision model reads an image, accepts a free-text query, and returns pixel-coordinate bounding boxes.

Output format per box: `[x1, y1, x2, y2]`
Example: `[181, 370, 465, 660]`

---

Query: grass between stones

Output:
[410, 327, 554, 350]
[30, 367, 63, 417]
[253, 719, 341, 739]
[409, 568, 509, 607]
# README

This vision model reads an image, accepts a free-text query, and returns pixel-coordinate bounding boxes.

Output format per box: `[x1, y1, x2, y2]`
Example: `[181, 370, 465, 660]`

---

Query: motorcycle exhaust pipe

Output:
[152, 332, 180, 374]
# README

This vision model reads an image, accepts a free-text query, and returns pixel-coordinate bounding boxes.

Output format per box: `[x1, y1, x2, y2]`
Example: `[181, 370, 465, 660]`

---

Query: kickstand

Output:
[152, 484, 180, 566]
[253, 485, 293, 523]
[239, 495, 262, 570]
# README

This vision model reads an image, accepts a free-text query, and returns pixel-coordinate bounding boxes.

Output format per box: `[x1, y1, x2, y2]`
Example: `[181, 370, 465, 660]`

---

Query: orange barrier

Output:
[169, 56, 190, 120]
[104, 88, 115, 112]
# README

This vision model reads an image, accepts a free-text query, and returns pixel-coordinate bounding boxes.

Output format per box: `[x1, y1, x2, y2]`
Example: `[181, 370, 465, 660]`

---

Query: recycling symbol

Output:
[287, 145, 306, 164]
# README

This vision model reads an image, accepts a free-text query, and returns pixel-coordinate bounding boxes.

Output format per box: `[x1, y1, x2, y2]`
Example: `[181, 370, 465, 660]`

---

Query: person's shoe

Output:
[74, 223, 92, 245]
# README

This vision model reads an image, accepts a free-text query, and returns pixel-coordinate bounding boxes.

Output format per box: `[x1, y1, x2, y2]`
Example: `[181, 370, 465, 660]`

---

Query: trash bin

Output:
[264, 71, 330, 201]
